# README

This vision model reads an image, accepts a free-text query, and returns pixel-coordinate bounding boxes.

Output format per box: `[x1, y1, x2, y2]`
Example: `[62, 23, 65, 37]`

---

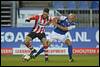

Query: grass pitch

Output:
[1, 55, 99, 66]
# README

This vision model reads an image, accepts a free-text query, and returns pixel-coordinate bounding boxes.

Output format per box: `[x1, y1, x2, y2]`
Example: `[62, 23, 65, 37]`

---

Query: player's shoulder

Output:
[60, 16, 66, 18]
[35, 14, 43, 19]
[49, 16, 55, 20]
[60, 16, 67, 20]
[38, 13, 42, 16]
[36, 13, 42, 17]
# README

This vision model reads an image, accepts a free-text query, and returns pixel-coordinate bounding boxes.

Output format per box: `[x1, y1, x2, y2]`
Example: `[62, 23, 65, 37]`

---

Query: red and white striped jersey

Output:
[28, 15, 52, 33]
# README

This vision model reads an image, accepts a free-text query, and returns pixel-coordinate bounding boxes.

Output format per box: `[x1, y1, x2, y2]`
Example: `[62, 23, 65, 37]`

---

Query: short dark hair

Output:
[43, 8, 49, 14]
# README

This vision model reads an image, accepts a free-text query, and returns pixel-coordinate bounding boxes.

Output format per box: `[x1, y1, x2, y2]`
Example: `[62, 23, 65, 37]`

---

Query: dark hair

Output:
[43, 8, 49, 14]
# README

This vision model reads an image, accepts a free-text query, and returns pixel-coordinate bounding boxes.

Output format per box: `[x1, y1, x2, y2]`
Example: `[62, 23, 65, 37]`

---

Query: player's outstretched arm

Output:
[25, 19, 30, 22]
[25, 15, 39, 22]
[47, 17, 58, 26]
[56, 24, 68, 31]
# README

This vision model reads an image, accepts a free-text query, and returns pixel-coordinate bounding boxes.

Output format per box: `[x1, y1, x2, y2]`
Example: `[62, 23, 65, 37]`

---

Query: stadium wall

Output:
[1, 27, 99, 55]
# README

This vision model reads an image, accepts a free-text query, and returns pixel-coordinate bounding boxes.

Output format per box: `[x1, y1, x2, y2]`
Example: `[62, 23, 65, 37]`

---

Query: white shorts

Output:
[47, 31, 70, 43]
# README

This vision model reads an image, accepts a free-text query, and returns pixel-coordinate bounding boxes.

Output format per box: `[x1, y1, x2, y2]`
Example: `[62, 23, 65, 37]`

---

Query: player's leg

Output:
[34, 39, 51, 59]
[41, 38, 49, 62]
[42, 31, 57, 62]
[64, 39, 73, 62]
[24, 32, 37, 57]
[34, 32, 54, 62]
[59, 34, 73, 62]
[35, 33, 50, 62]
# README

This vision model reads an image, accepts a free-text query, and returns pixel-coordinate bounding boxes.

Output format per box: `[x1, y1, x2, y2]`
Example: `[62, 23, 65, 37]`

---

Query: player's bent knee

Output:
[65, 39, 71, 46]
[42, 38, 51, 47]
[24, 36, 32, 46]
[41, 38, 48, 46]
[46, 40, 52, 46]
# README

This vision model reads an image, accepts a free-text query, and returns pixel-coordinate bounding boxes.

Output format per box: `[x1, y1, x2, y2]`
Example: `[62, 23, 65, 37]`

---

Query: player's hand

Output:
[25, 19, 30, 22]
[52, 21, 57, 26]
[51, 18, 58, 26]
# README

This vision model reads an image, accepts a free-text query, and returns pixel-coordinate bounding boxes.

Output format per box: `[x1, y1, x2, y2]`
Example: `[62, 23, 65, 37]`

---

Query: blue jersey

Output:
[54, 17, 78, 35]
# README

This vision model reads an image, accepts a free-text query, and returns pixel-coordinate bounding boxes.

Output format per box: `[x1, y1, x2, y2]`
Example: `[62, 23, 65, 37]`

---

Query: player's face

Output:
[68, 14, 77, 22]
[43, 12, 49, 19]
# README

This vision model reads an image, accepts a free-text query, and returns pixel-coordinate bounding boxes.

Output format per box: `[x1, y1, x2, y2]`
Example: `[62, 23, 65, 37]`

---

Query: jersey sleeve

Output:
[30, 15, 39, 20]
[59, 16, 67, 20]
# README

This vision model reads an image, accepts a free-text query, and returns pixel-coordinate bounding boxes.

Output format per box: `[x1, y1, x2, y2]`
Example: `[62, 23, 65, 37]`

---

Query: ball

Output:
[22, 54, 31, 62]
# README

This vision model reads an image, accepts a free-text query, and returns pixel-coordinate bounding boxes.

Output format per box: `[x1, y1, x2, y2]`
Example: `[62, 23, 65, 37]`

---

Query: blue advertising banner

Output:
[1, 27, 99, 48]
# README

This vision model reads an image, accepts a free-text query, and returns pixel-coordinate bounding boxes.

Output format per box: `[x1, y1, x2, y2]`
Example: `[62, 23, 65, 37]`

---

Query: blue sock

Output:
[35, 47, 44, 58]
[68, 45, 72, 59]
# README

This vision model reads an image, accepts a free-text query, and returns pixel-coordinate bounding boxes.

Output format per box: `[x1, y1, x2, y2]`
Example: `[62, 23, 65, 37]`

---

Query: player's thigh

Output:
[58, 34, 66, 42]
[25, 32, 36, 43]
[38, 33, 47, 45]
[58, 34, 71, 46]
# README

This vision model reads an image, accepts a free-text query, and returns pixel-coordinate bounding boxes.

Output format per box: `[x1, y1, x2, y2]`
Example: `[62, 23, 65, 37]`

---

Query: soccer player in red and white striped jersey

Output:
[26, 13, 51, 33]
[24, 8, 52, 62]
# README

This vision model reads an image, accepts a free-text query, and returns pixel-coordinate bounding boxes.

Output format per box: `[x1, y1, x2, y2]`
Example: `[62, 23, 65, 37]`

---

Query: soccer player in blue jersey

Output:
[32, 14, 78, 62]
